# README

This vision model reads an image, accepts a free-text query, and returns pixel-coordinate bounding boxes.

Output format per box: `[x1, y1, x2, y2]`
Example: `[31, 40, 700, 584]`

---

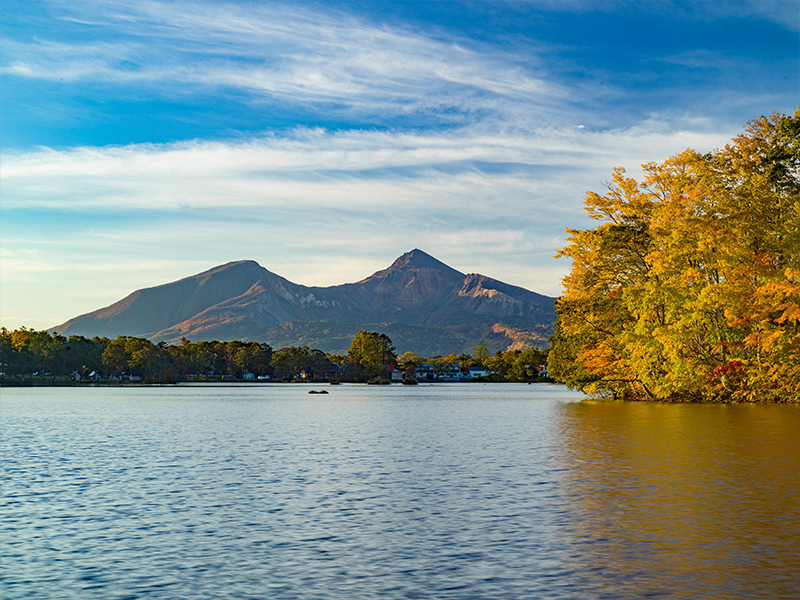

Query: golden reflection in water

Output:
[553, 401, 800, 598]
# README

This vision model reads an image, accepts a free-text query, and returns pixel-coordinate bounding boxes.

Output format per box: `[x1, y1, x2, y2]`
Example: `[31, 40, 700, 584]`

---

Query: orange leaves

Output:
[585, 167, 654, 225]
[754, 269, 800, 324]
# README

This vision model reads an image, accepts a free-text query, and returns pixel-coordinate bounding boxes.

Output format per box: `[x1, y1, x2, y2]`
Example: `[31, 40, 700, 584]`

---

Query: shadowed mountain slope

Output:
[53, 250, 557, 354]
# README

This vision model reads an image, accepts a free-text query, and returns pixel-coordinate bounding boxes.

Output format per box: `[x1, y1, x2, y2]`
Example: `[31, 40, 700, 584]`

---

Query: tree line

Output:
[549, 110, 800, 402]
[0, 327, 548, 384]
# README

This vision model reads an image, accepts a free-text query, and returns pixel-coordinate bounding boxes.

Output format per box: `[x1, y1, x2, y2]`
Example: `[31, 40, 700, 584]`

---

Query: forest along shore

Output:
[0, 328, 549, 386]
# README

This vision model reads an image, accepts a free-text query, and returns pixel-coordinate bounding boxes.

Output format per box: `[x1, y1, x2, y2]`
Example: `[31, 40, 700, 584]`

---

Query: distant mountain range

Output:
[52, 250, 557, 355]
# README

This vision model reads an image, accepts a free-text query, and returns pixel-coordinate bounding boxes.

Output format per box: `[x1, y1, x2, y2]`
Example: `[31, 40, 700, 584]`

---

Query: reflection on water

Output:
[1, 385, 799, 599]
[554, 401, 800, 598]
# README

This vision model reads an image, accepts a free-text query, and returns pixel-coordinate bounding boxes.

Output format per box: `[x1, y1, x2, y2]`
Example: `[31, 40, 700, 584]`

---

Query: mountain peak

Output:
[389, 249, 462, 274]
[213, 259, 262, 271]
[52, 251, 556, 353]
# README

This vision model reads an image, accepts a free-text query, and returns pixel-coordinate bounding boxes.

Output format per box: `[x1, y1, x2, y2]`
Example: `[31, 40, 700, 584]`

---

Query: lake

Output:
[2, 384, 799, 599]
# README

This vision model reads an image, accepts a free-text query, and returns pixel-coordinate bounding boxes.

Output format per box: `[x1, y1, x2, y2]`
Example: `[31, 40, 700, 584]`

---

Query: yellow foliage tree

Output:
[550, 110, 800, 402]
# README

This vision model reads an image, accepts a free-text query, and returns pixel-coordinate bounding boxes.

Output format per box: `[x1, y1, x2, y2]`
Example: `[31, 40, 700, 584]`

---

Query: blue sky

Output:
[1, 0, 798, 331]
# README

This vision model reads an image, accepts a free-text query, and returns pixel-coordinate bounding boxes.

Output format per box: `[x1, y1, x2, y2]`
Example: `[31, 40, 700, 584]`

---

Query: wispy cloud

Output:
[517, 0, 800, 31]
[1, 120, 731, 212]
[692, 0, 800, 32]
[2, 0, 565, 127]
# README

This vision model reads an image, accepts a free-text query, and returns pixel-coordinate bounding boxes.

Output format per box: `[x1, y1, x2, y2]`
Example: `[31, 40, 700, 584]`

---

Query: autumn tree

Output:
[550, 110, 800, 402]
[396, 351, 424, 371]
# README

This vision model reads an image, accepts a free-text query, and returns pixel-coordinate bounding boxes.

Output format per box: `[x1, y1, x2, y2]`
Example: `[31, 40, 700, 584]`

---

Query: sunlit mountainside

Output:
[53, 250, 556, 354]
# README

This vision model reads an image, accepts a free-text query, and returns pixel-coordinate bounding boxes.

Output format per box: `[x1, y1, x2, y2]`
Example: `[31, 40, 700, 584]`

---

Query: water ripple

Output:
[2, 385, 799, 599]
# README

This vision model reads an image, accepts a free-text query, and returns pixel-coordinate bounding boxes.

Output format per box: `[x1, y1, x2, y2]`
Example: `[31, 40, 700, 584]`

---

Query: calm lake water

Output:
[2, 384, 799, 599]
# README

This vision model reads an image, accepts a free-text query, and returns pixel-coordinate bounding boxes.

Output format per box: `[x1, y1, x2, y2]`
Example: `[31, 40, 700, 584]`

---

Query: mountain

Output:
[52, 250, 557, 354]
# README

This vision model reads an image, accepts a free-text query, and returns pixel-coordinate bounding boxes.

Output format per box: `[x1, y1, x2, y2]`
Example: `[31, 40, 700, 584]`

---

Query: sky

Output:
[1, 0, 798, 331]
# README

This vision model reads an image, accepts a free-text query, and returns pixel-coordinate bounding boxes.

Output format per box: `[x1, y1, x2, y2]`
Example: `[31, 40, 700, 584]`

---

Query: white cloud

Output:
[1, 121, 733, 213]
[2, 0, 564, 125]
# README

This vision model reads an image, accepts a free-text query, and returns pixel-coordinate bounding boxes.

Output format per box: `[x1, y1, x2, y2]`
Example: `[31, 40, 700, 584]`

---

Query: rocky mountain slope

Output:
[53, 250, 556, 354]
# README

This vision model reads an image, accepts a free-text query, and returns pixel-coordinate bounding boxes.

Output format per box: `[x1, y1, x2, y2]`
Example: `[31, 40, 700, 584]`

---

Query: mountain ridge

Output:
[52, 250, 557, 354]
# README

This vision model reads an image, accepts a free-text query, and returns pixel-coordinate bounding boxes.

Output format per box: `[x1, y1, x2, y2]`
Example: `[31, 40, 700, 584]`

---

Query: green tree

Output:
[470, 344, 490, 366]
[0, 328, 14, 375]
[63, 335, 105, 376]
[508, 347, 547, 380]
[272, 345, 312, 379]
[484, 352, 507, 379]
[347, 331, 396, 380]
[251, 343, 274, 377]
[102, 336, 131, 374]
